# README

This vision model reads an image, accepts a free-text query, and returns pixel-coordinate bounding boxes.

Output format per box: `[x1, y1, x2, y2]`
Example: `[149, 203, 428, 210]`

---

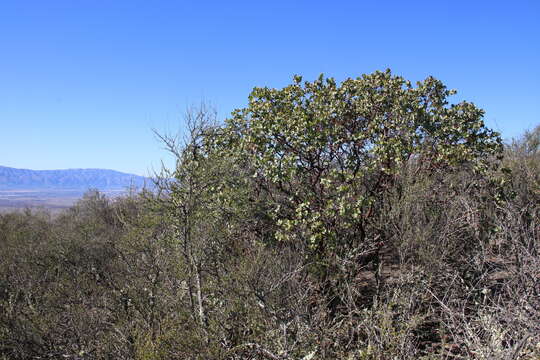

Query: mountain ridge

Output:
[0, 165, 150, 190]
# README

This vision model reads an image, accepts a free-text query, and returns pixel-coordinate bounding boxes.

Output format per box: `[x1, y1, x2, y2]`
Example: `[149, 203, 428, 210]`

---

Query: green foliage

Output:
[1, 73, 538, 360]
[220, 70, 502, 261]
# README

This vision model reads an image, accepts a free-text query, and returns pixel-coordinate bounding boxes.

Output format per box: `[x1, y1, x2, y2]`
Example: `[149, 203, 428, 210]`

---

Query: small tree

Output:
[221, 70, 503, 263]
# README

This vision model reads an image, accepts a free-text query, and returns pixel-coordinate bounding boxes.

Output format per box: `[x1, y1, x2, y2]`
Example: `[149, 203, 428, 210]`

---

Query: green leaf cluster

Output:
[218, 70, 503, 257]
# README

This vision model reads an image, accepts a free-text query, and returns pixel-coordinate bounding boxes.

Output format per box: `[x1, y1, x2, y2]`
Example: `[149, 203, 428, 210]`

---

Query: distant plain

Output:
[0, 165, 149, 213]
[0, 188, 127, 213]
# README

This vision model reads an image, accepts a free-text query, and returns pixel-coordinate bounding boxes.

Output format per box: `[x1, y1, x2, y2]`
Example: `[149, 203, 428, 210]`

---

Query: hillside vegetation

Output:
[1, 71, 538, 359]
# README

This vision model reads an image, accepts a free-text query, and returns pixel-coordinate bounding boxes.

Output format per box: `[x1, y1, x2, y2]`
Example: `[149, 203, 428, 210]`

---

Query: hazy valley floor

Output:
[0, 189, 127, 213]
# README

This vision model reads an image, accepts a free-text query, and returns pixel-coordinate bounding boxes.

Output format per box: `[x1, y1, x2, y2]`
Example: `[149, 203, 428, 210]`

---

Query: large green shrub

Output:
[220, 70, 502, 264]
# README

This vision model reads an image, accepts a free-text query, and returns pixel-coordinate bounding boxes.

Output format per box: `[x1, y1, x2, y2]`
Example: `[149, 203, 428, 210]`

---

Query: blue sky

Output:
[1, 1, 538, 176]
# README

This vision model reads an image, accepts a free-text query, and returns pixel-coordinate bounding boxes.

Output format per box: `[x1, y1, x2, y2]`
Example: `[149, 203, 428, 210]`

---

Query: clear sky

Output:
[1, 1, 538, 176]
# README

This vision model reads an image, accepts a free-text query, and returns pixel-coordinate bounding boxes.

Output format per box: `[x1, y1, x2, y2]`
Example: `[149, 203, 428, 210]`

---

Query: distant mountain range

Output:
[0, 165, 150, 191]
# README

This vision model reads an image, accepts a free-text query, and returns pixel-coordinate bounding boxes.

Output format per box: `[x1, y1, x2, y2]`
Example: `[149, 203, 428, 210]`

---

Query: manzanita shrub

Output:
[219, 70, 503, 262]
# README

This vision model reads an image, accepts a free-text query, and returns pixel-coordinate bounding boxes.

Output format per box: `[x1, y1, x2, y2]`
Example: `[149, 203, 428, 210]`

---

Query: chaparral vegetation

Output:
[1, 70, 539, 359]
